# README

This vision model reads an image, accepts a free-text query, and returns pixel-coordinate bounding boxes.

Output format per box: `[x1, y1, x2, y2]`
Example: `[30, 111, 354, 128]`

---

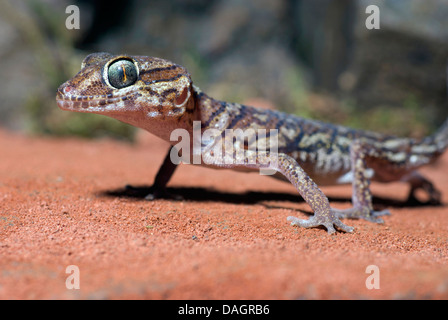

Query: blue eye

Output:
[108, 59, 138, 89]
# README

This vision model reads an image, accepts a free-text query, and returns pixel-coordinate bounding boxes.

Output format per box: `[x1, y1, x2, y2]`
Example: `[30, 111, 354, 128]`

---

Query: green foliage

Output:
[338, 94, 430, 138]
[284, 66, 312, 117]
[286, 73, 430, 138]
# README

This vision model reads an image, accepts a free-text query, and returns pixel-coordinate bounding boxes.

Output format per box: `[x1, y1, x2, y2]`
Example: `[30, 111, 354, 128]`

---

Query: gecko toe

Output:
[334, 219, 355, 233]
[363, 209, 390, 223]
[370, 209, 390, 218]
[287, 216, 321, 229]
[363, 215, 384, 223]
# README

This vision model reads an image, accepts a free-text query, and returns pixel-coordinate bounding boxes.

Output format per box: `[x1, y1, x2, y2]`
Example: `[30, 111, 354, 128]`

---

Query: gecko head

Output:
[56, 52, 194, 121]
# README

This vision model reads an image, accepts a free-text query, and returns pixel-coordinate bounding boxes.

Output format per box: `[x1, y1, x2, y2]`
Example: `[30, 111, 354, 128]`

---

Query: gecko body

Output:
[56, 53, 448, 233]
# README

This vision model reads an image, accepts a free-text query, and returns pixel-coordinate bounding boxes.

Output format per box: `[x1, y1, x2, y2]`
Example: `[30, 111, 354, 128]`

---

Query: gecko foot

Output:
[404, 172, 442, 206]
[406, 186, 442, 206]
[144, 188, 183, 201]
[287, 212, 354, 234]
[124, 184, 183, 201]
[332, 207, 390, 223]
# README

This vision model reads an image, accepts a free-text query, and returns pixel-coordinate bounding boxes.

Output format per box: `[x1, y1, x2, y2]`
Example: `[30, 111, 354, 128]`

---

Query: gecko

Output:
[56, 52, 448, 233]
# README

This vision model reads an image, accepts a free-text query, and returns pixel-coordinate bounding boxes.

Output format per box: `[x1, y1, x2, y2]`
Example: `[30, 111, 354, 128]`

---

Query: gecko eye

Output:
[107, 59, 138, 89]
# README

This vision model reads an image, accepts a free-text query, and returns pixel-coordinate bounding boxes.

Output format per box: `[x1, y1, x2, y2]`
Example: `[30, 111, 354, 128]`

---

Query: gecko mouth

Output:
[56, 87, 133, 113]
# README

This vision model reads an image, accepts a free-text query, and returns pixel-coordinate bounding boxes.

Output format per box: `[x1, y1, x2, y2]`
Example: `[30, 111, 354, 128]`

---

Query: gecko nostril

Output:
[63, 86, 74, 94]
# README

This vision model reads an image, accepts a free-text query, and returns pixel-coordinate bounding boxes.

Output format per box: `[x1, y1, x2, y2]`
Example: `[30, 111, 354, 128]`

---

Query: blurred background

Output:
[1, 0, 447, 141]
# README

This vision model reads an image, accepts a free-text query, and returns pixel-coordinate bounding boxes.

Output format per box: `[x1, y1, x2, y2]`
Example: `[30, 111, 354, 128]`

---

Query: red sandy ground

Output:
[0, 128, 448, 300]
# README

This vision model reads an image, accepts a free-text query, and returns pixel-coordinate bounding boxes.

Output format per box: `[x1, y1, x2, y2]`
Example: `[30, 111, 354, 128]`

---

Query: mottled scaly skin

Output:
[56, 53, 448, 233]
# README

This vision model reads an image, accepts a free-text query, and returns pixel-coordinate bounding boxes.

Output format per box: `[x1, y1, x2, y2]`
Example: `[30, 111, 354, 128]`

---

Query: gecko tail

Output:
[423, 117, 448, 155]
[435, 61, 448, 153]
[427, 61, 448, 154]
[410, 68, 448, 159]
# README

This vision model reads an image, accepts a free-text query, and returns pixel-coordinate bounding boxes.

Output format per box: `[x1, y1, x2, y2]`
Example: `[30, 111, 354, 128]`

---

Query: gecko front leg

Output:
[126, 146, 180, 200]
[145, 146, 181, 200]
